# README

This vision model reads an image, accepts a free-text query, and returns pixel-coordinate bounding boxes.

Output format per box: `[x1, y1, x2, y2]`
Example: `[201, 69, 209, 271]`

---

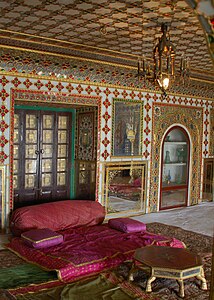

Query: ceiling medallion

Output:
[138, 23, 190, 97]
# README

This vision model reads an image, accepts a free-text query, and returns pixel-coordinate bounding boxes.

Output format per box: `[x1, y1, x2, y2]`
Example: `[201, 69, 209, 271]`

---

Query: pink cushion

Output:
[21, 228, 63, 249]
[108, 218, 146, 233]
[10, 200, 106, 236]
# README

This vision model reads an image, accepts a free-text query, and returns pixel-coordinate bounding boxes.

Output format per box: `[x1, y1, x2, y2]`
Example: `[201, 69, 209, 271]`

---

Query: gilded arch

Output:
[149, 103, 203, 212]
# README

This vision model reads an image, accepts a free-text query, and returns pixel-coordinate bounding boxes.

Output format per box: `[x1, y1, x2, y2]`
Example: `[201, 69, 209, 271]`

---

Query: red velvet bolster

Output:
[10, 200, 106, 236]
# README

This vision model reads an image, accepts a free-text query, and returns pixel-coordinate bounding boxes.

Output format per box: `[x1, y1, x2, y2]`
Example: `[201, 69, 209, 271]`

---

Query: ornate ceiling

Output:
[0, 0, 213, 76]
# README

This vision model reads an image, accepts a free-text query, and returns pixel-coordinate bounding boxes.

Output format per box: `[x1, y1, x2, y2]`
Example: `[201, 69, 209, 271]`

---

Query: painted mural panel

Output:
[112, 99, 143, 156]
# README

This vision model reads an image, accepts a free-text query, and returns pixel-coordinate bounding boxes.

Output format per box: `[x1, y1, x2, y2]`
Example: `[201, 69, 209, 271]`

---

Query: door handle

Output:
[35, 149, 44, 155]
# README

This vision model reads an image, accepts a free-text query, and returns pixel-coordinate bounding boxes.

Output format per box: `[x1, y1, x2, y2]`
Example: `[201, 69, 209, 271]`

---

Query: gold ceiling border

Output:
[0, 28, 213, 72]
[0, 29, 139, 60]
[0, 44, 135, 70]
[0, 43, 213, 81]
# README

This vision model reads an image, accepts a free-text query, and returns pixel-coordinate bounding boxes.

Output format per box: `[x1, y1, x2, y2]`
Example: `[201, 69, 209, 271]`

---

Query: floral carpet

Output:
[0, 222, 212, 300]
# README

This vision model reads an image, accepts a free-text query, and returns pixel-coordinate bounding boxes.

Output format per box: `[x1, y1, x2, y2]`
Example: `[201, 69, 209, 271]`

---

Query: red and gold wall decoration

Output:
[210, 108, 214, 156]
[0, 60, 213, 221]
[150, 103, 204, 212]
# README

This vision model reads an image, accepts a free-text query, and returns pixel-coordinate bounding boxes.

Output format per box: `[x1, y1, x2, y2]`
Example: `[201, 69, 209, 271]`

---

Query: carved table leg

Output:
[177, 279, 185, 298]
[196, 267, 207, 290]
[128, 263, 136, 281]
[146, 276, 156, 292]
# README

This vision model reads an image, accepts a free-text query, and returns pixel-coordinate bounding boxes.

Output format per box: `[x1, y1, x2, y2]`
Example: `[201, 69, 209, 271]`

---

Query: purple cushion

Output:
[108, 218, 146, 233]
[21, 228, 63, 249]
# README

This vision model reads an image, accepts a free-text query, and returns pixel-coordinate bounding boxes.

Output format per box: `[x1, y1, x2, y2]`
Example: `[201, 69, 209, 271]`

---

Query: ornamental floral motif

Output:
[103, 111, 111, 122]
[45, 81, 54, 91]
[0, 89, 9, 101]
[204, 139, 208, 146]
[0, 105, 9, 117]
[56, 82, 64, 92]
[144, 138, 150, 147]
[152, 94, 158, 101]
[122, 90, 128, 98]
[101, 149, 110, 160]
[0, 76, 9, 86]
[85, 85, 93, 94]
[144, 114, 151, 123]
[23, 79, 32, 89]
[145, 93, 151, 101]
[0, 150, 8, 163]
[94, 87, 101, 95]
[102, 125, 110, 134]
[203, 149, 208, 156]
[104, 88, 111, 96]
[184, 98, 189, 105]
[102, 137, 110, 147]
[11, 77, 21, 87]
[0, 120, 9, 132]
[144, 127, 151, 135]
[66, 83, 74, 93]
[144, 103, 151, 112]
[76, 84, 83, 94]
[0, 135, 8, 147]
[113, 89, 120, 97]
[103, 98, 111, 108]
[143, 149, 150, 158]
[34, 80, 44, 90]
[129, 91, 136, 99]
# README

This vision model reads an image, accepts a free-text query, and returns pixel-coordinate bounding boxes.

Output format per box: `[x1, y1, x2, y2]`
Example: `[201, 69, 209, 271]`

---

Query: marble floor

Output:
[132, 201, 214, 237]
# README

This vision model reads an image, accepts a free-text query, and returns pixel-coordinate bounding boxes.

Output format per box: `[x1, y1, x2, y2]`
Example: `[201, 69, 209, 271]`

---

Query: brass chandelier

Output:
[138, 23, 190, 95]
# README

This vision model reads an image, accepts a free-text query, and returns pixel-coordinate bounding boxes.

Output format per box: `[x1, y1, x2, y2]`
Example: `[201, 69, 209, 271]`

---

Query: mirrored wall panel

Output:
[103, 161, 147, 215]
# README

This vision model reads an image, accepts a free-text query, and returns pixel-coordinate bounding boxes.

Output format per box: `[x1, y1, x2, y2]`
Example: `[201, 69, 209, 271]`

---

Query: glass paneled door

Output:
[160, 126, 190, 210]
[13, 109, 72, 208]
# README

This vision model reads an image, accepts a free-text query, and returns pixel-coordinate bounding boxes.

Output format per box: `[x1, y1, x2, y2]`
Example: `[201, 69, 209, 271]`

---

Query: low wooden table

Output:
[129, 245, 207, 298]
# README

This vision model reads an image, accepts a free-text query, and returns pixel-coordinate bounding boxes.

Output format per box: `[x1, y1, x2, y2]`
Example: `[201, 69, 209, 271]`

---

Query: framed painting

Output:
[102, 161, 147, 214]
[112, 99, 143, 156]
[0, 165, 6, 232]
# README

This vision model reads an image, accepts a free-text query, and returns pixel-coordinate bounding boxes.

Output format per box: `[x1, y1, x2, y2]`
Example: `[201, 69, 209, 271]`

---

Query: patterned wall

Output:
[0, 51, 213, 225]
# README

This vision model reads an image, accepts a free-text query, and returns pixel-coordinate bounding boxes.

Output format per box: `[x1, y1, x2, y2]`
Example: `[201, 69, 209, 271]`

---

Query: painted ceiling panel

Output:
[0, 0, 213, 74]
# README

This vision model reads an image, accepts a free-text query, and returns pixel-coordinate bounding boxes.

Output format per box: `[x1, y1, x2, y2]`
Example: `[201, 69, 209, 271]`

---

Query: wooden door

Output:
[75, 110, 97, 200]
[13, 109, 72, 208]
